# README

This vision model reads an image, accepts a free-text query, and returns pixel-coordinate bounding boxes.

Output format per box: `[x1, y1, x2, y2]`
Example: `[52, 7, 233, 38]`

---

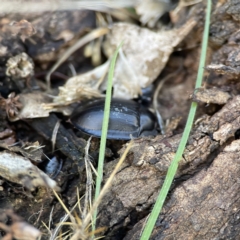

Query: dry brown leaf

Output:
[0, 92, 22, 119]
[102, 20, 196, 99]
[0, 151, 60, 191]
[9, 92, 72, 121]
[9, 92, 51, 121]
[47, 19, 196, 107]
[44, 61, 107, 108]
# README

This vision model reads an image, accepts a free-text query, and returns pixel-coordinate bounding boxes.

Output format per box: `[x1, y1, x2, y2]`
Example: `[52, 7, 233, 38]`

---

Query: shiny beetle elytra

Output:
[71, 98, 157, 140]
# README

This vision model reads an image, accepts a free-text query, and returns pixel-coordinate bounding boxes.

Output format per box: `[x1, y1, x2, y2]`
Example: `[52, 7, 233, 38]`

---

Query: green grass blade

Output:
[92, 41, 123, 230]
[140, 1, 212, 239]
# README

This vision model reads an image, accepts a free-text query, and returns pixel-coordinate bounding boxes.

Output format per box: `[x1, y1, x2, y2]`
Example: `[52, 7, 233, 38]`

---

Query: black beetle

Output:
[71, 98, 157, 140]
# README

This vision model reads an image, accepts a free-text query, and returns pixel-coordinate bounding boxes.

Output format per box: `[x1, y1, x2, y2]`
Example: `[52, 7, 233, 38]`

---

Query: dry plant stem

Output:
[88, 159, 99, 177]
[49, 202, 79, 240]
[50, 139, 95, 240]
[83, 137, 93, 219]
[49, 207, 54, 233]
[71, 141, 133, 239]
[0, 1, 136, 13]
[153, 68, 182, 134]
[68, 63, 77, 76]
[41, 207, 55, 238]
[95, 64, 109, 89]
[41, 221, 51, 237]
[53, 190, 76, 225]
[51, 120, 61, 153]
[153, 79, 166, 134]
[173, 0, 202, 15]
[76, 188, 82, 220]
[141, 0, 211, 238]
[46, 27, 109, 90]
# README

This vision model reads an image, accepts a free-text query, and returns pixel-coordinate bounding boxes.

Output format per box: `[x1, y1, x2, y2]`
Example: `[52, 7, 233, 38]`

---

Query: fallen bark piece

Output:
[97, 96, 240, 238]
[28, 113, 86, 163]
[0, 151, 60, 191]
[0, 141, 44, 163]
[125, 139, 240, 239]
[203, 95, 240, 144]
[206, 64, 240, 78]
[97, 133, 218, 238]
[192, 88, 231, 104]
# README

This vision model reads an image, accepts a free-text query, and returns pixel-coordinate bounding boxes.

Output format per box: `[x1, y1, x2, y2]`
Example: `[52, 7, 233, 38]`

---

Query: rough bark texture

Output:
[98, 96, 240, 239]
[125, 139, 240, 240]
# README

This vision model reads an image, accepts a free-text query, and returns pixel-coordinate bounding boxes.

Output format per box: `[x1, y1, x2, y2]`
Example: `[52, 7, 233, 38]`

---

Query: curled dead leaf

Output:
[45, 19, 196, 108]
[103, 20, 196, 99]
[6, 53, 34, 79]
[0, 92, 22, 119]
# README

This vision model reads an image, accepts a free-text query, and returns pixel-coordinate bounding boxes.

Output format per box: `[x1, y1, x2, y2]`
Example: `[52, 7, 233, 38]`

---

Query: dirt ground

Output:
[1, 0, 240, 239]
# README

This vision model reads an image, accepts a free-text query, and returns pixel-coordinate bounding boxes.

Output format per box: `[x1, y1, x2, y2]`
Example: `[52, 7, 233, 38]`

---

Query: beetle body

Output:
[71, 98, 157, 140]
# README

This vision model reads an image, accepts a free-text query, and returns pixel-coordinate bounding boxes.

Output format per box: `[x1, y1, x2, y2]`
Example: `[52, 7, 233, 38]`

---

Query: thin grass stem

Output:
[140, 1, 212, 239]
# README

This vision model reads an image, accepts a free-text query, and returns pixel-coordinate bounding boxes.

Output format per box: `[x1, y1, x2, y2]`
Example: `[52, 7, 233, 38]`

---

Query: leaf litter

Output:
[0, 1, 228, 239]
[45, 19, 196, 109]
